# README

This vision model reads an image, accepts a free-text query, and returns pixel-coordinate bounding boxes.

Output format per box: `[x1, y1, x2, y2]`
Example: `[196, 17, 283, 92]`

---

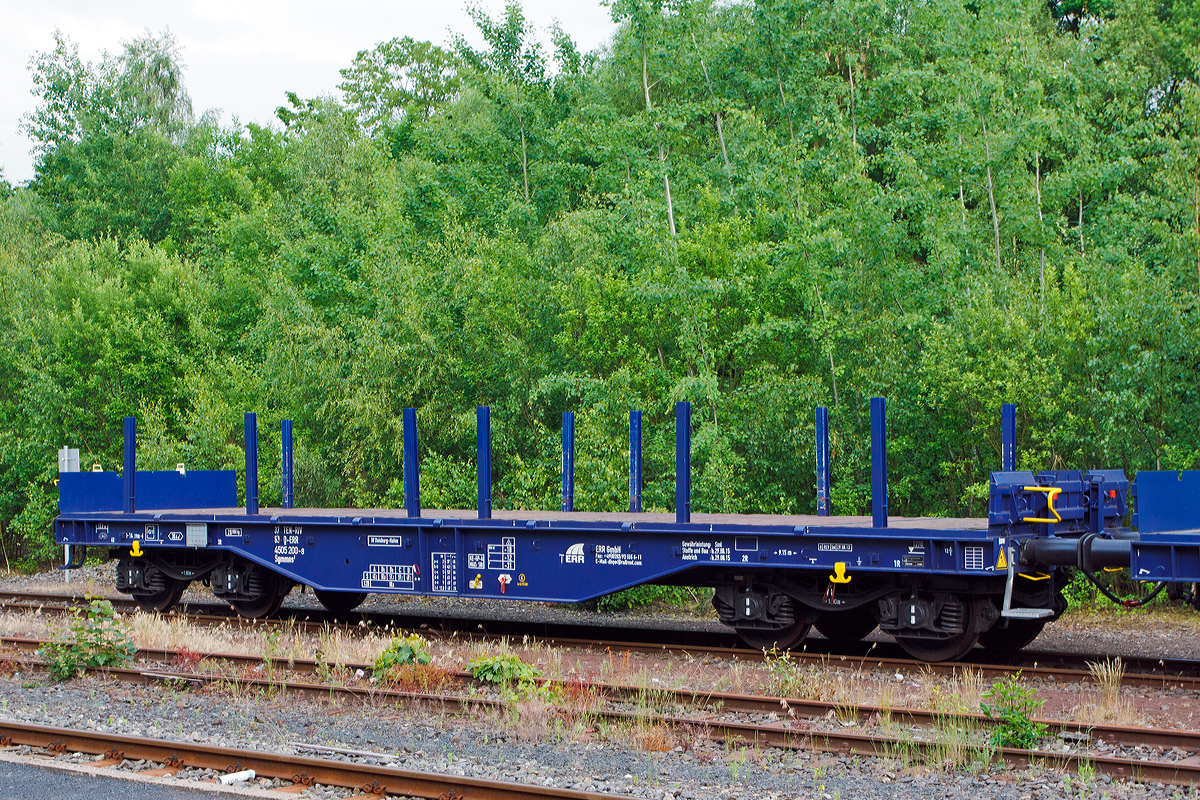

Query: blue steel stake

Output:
[629, 410, 643, 513]
[403, 408, 421, 518]
[244, 412, 258, 516]
[281, 420, 293, 509]
[1001, 403, 1016, 472]
[123, 416, 136, 514]
[477, 406, 492, 519]
[870, 398, 887, 529]
[816, 406, 830, 517]
[676, 401, 692, 524]
[562, 412, 575, 512]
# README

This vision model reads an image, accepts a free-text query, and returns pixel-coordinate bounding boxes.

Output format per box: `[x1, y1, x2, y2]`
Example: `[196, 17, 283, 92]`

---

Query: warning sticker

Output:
[996, 548, 1008, 570]
[431, 552, 457, 593]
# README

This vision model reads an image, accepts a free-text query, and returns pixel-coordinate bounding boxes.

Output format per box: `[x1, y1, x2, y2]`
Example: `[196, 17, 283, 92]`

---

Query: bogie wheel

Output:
[814, 606, 879, 642]
[893, 598, 984, 662]
[134, 578, 186, 613]
[230, 569, 291, 619]
[736, 621, 811, 652]
[978, 617, 1046, 652]
[314, 590, 368, 615]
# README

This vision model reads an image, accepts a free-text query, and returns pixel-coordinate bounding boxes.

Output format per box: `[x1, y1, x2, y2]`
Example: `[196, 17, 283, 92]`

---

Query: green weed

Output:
[980, 672, 1047, 749]
[468, 652, 542, 684]
[37, 596, 136, 681]
[373, 633, 432, 674]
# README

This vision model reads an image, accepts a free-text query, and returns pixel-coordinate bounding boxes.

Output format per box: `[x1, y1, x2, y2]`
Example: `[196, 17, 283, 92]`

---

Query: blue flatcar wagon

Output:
[53, 400, 1200, 662]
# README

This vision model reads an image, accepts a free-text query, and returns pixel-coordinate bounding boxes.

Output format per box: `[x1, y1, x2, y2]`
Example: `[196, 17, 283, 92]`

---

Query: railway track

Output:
[3, 639, 1199, 785]
[0, 719, 608, 799]
[3, 588, 1198, 689]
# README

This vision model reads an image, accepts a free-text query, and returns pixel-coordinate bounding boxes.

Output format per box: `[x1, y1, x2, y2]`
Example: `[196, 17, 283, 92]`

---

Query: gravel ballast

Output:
[0, 670, 1185, 800]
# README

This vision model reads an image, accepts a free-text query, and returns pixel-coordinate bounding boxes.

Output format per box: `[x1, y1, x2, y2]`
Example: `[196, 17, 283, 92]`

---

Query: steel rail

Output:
[3, 636, 1194, 752]
[4, 589, 1199, 689]
[0, 719, 609, 799]
[4, 648, 1199, 786]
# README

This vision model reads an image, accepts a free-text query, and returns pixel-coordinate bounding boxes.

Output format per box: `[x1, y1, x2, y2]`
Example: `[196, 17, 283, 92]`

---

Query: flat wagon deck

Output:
[53, 400, 1200, 662]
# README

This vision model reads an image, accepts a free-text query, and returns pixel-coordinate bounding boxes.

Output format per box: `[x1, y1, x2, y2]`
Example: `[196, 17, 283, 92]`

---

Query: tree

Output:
[339, 37, 461, 132]
[22, 29, 193, 242]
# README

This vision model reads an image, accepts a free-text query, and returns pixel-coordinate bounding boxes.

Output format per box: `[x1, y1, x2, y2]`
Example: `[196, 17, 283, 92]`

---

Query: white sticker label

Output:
[185, 523, 207, 548]
[431, 552, 457, 593]
[361, 564, 416, 590]
[487, 537, 516, 571]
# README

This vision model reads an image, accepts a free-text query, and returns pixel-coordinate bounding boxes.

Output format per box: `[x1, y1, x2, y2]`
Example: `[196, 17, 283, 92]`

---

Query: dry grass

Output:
[511, 698, 554, 742]
[0, 607, 457, 673]
[1079, 657, 1137, 725]
[635, 721, 675, 752]
[924, 666, 984, 715]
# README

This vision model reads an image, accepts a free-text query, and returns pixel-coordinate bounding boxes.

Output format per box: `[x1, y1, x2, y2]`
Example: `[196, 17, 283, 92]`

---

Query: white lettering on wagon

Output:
[561, 543, 586, 564]
[594, 545, 642, 567]
[681, 540, 730, 562]
[818, 543, 852, 552]
[367, 535, 402, 547]
[273, 525, 305, 565]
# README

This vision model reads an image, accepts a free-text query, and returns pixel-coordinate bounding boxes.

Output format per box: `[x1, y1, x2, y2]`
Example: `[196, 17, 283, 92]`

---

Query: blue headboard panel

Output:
[57, 472, 122, 513]
[1136, 471, 1200, 533]
[136, 470, 237, 510]
[58, 470, 238, 513]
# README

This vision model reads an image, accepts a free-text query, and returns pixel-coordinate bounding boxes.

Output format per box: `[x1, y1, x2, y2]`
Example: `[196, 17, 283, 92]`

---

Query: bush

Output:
[588, 585, 711, 613]
[468, 652, 542, 684]
[38, 597, 136, 681]
[980, 672, 1047, 749]
[1061, 569, 1096, 608]
[373, 633, 432, 675]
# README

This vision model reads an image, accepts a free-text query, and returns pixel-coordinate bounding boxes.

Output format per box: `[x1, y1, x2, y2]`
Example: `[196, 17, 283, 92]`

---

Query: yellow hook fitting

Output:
[129, 540, 144, 557]
[829, 562, 852, 584]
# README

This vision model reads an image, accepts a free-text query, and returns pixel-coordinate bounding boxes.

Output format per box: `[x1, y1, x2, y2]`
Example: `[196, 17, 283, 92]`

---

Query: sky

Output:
[0, 0, 617, 184]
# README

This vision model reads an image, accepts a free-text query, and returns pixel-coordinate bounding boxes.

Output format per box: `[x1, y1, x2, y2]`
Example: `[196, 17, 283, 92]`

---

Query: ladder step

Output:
[1001, 608, 1054, 619]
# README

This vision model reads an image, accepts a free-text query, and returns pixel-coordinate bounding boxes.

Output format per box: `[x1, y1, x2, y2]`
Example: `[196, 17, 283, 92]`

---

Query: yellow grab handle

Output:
[130, 540, 143, 557]
[1022, 486, 1062, 524]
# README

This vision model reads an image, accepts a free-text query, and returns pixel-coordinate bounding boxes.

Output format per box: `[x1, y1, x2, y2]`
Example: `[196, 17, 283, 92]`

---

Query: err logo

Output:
[561, 543, 586, 564]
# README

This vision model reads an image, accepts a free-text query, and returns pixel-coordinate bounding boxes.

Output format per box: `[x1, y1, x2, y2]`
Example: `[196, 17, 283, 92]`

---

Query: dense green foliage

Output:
[2, 1, 1199, 566]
